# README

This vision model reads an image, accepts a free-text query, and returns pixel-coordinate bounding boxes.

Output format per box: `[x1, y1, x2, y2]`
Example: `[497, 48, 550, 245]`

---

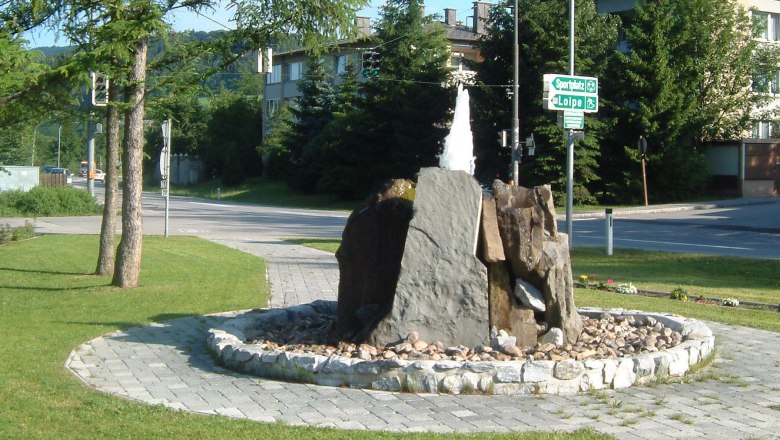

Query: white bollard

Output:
[605, 208, 613, 256]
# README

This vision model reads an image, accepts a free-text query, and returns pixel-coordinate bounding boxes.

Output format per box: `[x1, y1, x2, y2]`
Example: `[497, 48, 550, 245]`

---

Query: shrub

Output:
[0, 186, 100, 217]
[0, 221, 35, 244]
[670, 287, 689, 301]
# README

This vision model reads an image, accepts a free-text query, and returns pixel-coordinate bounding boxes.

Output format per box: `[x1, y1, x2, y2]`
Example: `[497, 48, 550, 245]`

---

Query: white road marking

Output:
[578, 234, 753, 251]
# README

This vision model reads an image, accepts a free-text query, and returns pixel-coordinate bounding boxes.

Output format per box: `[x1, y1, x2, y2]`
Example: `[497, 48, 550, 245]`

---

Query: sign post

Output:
[160, 119, 172, 238]
[638, 135, 649, 206]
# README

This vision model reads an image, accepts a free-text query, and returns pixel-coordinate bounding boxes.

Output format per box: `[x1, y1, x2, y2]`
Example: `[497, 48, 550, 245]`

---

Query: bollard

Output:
[216, 187, 221, 200]
[605, 208, 613, 256]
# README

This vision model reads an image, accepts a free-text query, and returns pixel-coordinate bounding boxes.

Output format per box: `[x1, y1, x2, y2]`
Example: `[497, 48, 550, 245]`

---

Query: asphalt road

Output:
[8, 177, 780, 260]
[568, 199, 780, 259]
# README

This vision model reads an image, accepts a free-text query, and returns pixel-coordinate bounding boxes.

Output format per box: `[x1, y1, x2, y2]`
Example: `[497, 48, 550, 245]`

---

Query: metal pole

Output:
[565, 0, 575, 247]
[512, 0, 520, 186]
[57, 124, 62, 168]
[605, 208, 613, 256]
[31, 127, 36, 166]
[162, 118, 171, 238]
[87, 116, 95, 197]
[641, 157, 649, 206]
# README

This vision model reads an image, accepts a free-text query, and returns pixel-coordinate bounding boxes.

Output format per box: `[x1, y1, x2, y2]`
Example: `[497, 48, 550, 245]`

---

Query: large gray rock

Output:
[335, 179, 414, 341]
[492, 181, 583, 345]
[367, 168, 489, 347]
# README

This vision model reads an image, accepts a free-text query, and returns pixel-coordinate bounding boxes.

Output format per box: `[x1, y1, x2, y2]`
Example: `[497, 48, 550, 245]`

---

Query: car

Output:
[42, 164, 57, 174]
[94, 169, 105, 183]
[50, 167, 73, 184]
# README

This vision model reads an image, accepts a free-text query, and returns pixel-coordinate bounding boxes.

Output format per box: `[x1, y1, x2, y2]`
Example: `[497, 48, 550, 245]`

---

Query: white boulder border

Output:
[207, 302, 715, 395]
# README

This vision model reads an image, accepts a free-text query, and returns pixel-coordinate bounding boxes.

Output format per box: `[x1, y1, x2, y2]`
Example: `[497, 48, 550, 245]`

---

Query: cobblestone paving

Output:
[66, 238, 780, 440]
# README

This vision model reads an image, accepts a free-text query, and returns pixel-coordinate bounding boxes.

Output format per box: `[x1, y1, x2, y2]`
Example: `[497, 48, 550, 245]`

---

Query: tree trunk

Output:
[112, 37, 148, 288]
[96, 85, 121, 276]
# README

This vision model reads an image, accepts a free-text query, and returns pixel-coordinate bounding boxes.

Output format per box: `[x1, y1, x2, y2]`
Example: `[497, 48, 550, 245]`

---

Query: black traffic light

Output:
[91, 71, 109, 106]
[361, 51, 380, 78]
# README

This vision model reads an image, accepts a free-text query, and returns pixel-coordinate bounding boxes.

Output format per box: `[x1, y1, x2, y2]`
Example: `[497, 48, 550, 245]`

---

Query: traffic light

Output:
[91, 71, 109, 107]
[361, 51, 381, 78]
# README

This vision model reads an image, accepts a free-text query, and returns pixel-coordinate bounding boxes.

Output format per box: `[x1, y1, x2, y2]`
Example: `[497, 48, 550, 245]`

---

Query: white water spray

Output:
[438, 85, 475, 175]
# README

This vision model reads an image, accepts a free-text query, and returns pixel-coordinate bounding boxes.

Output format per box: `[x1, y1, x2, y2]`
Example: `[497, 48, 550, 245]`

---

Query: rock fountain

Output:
[207, 87, 714, 395]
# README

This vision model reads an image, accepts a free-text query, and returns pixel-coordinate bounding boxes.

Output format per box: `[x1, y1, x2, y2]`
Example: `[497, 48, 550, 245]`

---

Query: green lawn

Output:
[0, 235, 607, 440]
[285, 238, 780, 333]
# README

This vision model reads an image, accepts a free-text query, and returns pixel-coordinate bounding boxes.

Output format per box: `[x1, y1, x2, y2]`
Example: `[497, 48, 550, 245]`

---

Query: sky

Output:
[23, 0, 494, 48]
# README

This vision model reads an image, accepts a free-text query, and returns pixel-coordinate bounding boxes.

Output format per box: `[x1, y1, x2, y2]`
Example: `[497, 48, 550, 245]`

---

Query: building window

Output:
[449, 52, 474, 72]
[752, 70, 780, 94]
[287, 61, 303, 81]
[753, 11, 780, 41]
[266, 99, 280, 117]
[266, 64, 281, 84]
[752, 121, 778, 139]
[335, 55, 348, 75]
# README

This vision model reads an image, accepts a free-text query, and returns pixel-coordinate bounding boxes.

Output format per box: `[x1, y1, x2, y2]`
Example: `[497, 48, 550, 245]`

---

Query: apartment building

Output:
[595, 0, 780, 196]
[262, 2, 490, 134]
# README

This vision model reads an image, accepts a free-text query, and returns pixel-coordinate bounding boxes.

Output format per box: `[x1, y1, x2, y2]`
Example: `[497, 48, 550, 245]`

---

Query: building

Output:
[262, 2, 490, 135]
[595, 0, 780, 197]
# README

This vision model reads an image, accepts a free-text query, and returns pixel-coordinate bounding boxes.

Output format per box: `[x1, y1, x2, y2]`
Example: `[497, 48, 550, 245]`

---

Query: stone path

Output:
[65, 238, 780, 439]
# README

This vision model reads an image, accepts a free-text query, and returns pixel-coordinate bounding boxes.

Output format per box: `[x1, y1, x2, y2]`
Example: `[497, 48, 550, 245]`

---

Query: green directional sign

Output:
[543, 74, 598, 94]
[544, 92, 598, 112]
[560, 110, 584, 129]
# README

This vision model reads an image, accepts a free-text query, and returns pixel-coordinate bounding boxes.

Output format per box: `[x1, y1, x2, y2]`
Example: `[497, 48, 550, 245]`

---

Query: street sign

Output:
[558, 111, 584, 129]
[543, 74, 598, 94]
[544, 92, 598, 112]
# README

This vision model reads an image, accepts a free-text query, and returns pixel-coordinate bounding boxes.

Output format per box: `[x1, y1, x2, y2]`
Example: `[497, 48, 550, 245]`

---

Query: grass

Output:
[284, 239, 780, 333]
[0, 235, 611, 440]
[570, 247, 780, 305]
[166, 177, 359, 211]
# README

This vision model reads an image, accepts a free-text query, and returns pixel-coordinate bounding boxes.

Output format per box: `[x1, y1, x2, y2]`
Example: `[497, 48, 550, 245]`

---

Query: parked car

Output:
[42, 164, 57, 174]
[50, 167, 73, 184]
[94, 169, 105, 183]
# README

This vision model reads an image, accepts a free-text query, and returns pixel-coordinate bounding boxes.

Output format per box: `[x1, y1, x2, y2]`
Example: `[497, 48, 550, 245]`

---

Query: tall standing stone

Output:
[367, 168, 489, 348]
[335, 179, 414, 341]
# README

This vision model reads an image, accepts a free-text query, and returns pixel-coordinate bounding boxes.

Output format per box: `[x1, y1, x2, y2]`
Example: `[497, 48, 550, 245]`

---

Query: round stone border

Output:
[207, 301, 715, 395]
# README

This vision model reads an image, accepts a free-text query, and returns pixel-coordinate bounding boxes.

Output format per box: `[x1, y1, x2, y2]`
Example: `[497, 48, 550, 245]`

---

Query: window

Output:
[266, 64, 281, 84]
[335, 55, 348, 75]
[753, 11, 780, 41]
[752, 121, 779, 139]
[752, 70, 780, 94]
[287, 61, 303, 81]
[449, 52, 473, 72]
[266, 99, 280, 117]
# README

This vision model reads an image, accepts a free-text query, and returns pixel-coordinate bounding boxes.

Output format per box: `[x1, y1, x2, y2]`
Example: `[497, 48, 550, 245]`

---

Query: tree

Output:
[284, 58, 337, 192]
[201, 91, 264, 186]
[471, 0, 619, 204]
[317, 0, 453, 199]
[5, 0, 367, 287]
[612, 0, 780, 202]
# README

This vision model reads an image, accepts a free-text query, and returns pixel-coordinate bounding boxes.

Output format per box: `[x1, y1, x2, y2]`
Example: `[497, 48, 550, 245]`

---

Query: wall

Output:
[0, 166, 39, 192]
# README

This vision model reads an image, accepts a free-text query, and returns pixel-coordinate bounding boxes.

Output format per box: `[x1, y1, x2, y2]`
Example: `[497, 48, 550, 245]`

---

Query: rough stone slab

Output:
[368, 168, 489, 348]
[514, 278, 546, 312]
[480, 194, 505, 262]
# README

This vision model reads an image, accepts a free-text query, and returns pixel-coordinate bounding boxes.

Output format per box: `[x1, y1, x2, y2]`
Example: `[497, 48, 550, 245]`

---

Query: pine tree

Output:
[472, 0, 619, 204]
[614, 0, 780, 202]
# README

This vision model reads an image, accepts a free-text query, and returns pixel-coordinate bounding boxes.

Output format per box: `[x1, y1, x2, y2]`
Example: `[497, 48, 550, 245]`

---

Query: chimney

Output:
[472, 1, 490, 35]
[444, 8, 457, 26]
[356, 16, 371, 36]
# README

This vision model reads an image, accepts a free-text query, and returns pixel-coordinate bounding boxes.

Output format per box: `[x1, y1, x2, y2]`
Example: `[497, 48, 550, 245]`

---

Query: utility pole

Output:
[565, 0, 575, 248]
[87, 115, 95, 197]
[57, 124, 62, 168]
[512, 0, 520, 186]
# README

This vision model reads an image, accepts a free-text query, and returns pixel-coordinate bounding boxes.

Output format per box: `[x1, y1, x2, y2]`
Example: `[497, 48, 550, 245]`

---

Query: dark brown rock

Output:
[491, 181, 583, 345]
[487, 262, 537, 348]
[335, 179, 415, 341]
